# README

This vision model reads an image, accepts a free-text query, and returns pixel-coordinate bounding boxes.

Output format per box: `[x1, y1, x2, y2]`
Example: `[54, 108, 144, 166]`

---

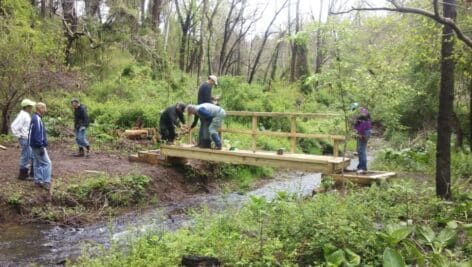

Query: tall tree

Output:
[292, 0, 309, 82]
[436, 0, 456, 199]
[218, 0, 246, 75]
[204, 0, 221, 75]
[175, 0, 200, 71]
[151, 0, 165, 31]
[248, 0, 289, 83]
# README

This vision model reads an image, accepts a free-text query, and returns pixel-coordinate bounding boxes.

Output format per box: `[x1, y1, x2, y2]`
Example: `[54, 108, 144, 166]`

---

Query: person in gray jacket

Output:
[186, 103, 225, 150]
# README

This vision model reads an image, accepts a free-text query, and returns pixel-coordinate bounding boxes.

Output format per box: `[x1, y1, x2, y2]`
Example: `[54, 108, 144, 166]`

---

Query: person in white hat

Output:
[11, 99, 36, 180]
[190, 75, 218, 148]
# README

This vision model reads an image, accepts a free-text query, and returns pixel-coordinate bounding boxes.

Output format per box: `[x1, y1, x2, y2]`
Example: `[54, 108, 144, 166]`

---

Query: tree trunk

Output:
[140, 0, 146, 26]
[248, 0, 288, 83]
[40, 0, 47, 17]
[292, 0, 309, 82]
[435, 0, 456, 200]
[469, 78, 472, 150]
[151, 0, 164, 31]
[197, 0, 207, 85]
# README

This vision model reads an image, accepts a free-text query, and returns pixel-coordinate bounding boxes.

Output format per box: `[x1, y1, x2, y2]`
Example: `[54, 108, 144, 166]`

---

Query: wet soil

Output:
[0, 141, 213, 225]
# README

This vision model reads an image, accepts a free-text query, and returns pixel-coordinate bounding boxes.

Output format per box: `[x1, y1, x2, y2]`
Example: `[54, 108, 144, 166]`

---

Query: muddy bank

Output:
[0, 141, 216, 225]
[0, 171, 321, 266]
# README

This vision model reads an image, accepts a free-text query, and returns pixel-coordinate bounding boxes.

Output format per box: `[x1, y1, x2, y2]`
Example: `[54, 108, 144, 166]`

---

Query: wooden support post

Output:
[252, 116, 258, 152]
[333, 140, 339, 157]
[188, 128, 192, 144]
[290, 116, 296, 153]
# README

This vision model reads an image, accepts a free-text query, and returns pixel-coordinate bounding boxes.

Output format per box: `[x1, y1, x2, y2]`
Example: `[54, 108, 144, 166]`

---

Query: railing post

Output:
[188, 116, 193, 144]
[333, 139, 339, 157]
[290, 116, 296, 153]
[252, 115, 257, 152]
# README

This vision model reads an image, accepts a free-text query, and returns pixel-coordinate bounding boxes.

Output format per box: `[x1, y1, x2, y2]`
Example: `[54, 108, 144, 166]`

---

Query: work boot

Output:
[211, 133, 222, 150]
[18, 168, 29, 180]
[73, 147, 85, 157]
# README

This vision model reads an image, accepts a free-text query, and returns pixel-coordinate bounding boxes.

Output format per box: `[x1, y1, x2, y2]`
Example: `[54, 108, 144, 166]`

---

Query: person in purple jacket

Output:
[354, 107, 372, 174]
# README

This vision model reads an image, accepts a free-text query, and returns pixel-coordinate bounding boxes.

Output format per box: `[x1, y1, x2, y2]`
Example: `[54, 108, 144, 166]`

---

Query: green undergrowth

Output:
[73, 180, 471, 266]
[7, 174, 152, 223]
[214, 164, 274, 191]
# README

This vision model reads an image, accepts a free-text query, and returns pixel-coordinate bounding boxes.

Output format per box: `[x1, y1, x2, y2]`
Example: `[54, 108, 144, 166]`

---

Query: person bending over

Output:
[187, 103, 225, 150]
[159, 103, 187, 144]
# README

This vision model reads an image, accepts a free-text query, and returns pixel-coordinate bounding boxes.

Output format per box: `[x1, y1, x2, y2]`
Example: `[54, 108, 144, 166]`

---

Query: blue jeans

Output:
[19, 138, 32, 169]
[75, 128, 89, 148]
[357, 139, 368, 171]
[32, 147, 52, 184]
[209, 110, 225, 136]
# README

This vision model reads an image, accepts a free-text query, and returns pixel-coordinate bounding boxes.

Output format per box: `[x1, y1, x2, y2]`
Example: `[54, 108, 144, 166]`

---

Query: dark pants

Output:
[160, 126, 176, 142]
[198, 117, 212, 148]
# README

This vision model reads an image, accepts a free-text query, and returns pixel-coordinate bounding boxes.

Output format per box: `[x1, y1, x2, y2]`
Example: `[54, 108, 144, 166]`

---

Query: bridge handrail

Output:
[187, 111, 345, 156]
[225, 111, 342, 118]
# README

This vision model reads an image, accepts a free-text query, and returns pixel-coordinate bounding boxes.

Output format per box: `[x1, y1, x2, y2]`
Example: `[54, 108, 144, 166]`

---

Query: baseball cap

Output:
[21, 99, 36, 108]
[208, 75, 218, 85]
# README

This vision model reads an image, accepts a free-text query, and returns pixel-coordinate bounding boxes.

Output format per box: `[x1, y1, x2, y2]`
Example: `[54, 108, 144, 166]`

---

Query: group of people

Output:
[10, 73, 372, 189]
[10, 99, 91, 189]
[159, 75, 226, 150]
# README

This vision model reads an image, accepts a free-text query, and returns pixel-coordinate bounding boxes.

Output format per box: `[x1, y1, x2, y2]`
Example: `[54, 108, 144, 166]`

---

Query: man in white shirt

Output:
[11, 99, 36, 180]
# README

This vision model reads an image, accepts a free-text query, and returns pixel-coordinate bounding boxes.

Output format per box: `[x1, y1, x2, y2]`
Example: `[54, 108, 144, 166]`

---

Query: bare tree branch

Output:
[329, 0, 472, 48]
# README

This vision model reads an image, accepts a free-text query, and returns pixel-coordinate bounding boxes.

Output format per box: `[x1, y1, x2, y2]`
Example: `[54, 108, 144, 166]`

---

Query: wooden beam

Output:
[290, 116, 296, 153]
[225, 111, 341, 118]
[252, 116, 257, 152]
[333, 140, 339, 157]
[330, 171, 397, 185]
[0, 145, 6, 150]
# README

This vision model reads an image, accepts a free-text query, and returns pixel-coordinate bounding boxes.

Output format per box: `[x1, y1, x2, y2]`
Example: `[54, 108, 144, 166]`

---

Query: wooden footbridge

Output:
[130, 111, 395, 184]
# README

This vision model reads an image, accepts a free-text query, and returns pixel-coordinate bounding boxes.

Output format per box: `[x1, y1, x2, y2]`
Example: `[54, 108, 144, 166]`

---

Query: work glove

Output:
[39, 147, 45, 157]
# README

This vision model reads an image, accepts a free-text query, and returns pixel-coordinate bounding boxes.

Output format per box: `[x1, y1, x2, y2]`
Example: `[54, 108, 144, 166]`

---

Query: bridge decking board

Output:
[159, 144, 350, 174]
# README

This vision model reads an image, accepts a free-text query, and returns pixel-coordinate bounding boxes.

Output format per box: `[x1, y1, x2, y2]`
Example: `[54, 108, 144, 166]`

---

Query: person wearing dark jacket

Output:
[28, 102, 52, 189]
[71, 99, 90, 157]
[191, 75, 218, 148]
[159, 103, 187, 143]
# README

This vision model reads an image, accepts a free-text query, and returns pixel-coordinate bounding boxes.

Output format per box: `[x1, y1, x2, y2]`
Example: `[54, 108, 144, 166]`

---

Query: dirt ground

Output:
[0, 140, 215, 225]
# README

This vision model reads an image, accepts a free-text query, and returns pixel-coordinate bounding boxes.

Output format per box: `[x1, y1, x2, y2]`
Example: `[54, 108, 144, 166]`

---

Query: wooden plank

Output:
[219, 128, 346, 141]
[330, 171, 396, 185]
[0, 145, 6, 150]
[161, 147, 347, 173]
[290, 116, 296, 153]
[252, 116, 257, 152]
[226, 111, 341, 118]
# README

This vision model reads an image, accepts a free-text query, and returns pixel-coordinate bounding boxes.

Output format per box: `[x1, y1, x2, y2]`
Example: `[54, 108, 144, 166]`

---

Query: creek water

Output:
[0, 171, 327, 266]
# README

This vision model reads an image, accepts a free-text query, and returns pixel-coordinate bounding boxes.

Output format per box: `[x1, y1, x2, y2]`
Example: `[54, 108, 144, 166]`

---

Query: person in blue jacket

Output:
[187, 103, 225, 150]
[28, 102, 52, 189]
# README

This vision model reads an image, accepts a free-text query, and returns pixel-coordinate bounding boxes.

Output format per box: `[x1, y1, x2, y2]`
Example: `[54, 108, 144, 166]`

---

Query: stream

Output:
[0, 171, 326, 266]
